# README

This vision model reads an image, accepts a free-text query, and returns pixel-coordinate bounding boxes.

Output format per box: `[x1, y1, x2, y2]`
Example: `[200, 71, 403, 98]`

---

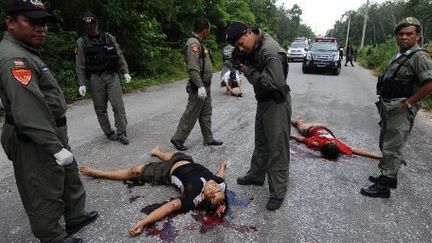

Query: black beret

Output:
[4, 0, 57, 22]
[82, 12, 98, 25]
[394, 17, 422, 34]
[226, 21, 248, 45]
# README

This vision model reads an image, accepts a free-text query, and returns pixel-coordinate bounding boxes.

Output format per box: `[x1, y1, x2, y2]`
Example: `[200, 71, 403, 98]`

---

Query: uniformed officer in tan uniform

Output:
[0, 1, 98, 242]
[75, 12, 131, 145]
[170, 16, 222, 151]
[361, 17, 432, 198]
[226, 22, 291, 211]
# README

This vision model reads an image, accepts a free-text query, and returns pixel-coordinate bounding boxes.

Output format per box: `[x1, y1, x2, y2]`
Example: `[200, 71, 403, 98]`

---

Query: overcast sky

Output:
[276, 0, 388, 36]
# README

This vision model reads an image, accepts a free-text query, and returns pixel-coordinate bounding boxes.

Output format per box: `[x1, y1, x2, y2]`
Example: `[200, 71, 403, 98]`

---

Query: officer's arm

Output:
[75, 39, 87, 86]
[109, 33, 129, 75]
[243, 55, 284, 91]
[187, 42, 204, 88]
[129, 198, 181, 237]
[406, 53, 432, 105]
[2, 59, 63, 155]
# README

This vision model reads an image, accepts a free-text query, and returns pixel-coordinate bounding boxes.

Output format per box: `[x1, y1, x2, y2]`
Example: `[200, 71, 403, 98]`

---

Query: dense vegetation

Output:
[0, 0, 314, 103]
[327, 0, 432, 109]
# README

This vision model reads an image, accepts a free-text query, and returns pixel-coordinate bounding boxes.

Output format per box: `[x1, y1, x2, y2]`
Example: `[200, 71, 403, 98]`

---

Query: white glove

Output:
[53, 148, 74, 166]
[124, 73, 132, 83]
[78, 85, 86, 97]
[197, 87, 207, 99]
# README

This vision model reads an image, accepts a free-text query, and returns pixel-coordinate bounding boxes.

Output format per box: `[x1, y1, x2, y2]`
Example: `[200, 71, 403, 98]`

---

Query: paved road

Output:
[1, 62, 432, 242]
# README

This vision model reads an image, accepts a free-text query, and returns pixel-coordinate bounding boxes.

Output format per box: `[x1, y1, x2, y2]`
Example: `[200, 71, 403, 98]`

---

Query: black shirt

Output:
[171, 163, 225, 212]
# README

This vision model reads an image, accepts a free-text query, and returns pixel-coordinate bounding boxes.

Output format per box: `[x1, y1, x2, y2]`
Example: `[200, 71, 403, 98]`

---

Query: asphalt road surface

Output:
[1, 62, 432, 242]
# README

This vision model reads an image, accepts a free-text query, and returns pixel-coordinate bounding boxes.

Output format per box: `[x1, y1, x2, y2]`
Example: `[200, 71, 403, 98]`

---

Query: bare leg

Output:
[150, 146, 175, 161]
[79, 165, 144, 180]
[291, 117, 326, 135]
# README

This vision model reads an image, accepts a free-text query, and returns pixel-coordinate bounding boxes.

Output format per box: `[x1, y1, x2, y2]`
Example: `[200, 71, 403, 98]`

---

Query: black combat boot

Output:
[204, 139, 223, 146]
[237, 176, 264, 186]
[360, 183, 390, 198]
[66, 211, 99, 235]
[368, 175, 397, 189]
[170, 139, 187, 151]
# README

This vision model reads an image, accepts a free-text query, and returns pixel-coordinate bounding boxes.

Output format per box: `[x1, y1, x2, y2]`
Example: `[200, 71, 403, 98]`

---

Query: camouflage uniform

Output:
[0, 32, 88, 242]
[242, 32, 292, 200]
[171, 34, 215, 145]
[361, 17, 432, 198]
[378, 43, 432, 178]
[75, 32, 129, 138]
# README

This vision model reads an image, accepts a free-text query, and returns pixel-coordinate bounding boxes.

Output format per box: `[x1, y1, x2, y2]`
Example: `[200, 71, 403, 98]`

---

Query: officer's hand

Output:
[197, 87, 207, 99]
[54, 148, 74, 166]
[124, 73, 132, 83]
[78, 85, 86, 97]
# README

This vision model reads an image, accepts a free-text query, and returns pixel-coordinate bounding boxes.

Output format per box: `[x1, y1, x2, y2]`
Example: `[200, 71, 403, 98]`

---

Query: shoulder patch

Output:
[191, 43, 200, 53]
[11, 69, 32, 86]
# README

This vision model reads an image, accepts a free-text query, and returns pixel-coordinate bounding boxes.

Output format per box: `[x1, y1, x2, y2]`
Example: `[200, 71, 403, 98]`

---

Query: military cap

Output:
[394, 17, 422, 34]
[4, 0, 57, 21]
[81, 12, 97, 25]
[226, 21, 249, 45]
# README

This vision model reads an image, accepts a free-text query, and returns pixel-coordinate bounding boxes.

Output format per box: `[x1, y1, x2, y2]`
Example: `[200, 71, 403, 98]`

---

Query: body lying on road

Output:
[79, 146, 228, 236]
[291, 117, 382, 160]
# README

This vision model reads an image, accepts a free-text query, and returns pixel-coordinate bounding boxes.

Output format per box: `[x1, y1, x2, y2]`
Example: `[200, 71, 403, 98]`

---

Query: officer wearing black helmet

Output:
[226, 21, 291, 211]
[0, 1, 98, 242]
[75, 12, 131, 145]
[361, 17, 432, 198]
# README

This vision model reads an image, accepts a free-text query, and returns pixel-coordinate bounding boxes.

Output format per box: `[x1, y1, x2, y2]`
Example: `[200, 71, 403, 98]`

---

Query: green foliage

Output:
[0, 0, 319, 104]
[358, 39, 398, 74]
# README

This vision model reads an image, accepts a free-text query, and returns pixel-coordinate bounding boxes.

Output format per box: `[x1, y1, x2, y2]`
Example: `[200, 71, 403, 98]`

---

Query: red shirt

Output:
[303, 127, 352, 155]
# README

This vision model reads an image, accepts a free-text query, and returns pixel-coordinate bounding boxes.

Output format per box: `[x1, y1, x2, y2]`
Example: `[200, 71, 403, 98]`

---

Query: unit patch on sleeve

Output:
[12, 69, 32, 86]
[191, 43, 200, 53]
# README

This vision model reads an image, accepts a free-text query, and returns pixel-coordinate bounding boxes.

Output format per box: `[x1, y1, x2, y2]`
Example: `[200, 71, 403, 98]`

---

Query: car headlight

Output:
[333, 54, 340, 61]
[306, 53, 311, 60]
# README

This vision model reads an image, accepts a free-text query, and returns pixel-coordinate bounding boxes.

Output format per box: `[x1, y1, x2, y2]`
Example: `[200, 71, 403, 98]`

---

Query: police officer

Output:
[226, 22, 292, 210]
[0, 1, 98, 242]
[170, 16, 222, 151]
[361, 17, 432, 198]
[75, 12, 131, 145]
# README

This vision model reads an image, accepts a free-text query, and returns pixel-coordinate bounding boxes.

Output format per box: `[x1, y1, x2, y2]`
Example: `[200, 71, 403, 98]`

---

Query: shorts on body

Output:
[138, 152, 193, 185]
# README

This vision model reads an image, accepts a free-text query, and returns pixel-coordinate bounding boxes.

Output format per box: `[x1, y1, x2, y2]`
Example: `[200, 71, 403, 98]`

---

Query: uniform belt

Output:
[255, 85, 290, 103]
[6, 115, 66, 127]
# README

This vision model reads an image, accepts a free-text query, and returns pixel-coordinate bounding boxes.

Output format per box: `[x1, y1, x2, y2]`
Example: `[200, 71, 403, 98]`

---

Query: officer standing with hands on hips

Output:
[361, 17, 432, 198]
[170, 16, 222, 151]
[226, 21, 292, 211]
[75, 12, 131, 145]
[0, 1, 98, 242]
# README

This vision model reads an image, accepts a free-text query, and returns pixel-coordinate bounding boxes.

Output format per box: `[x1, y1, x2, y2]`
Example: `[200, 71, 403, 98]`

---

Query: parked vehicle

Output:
[287, 42, 309, 62]
[302, 37, 341, 75]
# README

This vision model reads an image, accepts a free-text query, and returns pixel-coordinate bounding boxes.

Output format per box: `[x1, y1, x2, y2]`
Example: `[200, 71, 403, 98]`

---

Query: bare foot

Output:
[79, 166, 99, 178]
[150, 145, 160, 156]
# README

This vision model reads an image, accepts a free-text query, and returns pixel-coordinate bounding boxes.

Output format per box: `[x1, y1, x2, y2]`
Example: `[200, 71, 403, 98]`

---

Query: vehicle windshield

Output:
[310, 42, 338, 52]
[290, 42, 308, 49]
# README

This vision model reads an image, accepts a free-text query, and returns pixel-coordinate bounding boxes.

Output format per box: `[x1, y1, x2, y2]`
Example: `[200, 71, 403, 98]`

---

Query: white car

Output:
[287, 42, 309, 62]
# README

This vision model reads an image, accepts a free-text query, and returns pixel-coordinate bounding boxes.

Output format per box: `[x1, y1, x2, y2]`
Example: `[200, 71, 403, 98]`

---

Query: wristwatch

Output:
[405, 100, 413, 109]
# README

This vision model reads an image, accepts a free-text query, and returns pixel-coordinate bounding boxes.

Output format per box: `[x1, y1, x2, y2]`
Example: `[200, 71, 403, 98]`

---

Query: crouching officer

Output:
[0, 1, 98, 242]
[226, 22, 292, 211]
[361, 17, 432, 198]
[75, 12, 131, 145]
[170, 16, 222, 151]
